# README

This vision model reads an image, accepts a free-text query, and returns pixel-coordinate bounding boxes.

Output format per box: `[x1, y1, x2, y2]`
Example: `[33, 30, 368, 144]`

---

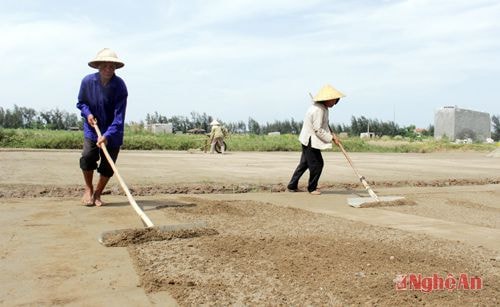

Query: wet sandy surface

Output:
[0, 149, 499, 305]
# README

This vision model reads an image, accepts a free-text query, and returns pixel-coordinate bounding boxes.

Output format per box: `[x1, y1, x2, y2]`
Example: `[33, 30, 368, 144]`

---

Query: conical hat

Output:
[313, 84, 345, 102]
[88, 48, 125, 69]
[210, 120, 220, 126]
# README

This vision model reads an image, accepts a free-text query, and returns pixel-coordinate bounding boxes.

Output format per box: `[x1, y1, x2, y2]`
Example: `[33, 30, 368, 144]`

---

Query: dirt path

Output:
[0, 149, 499, 305]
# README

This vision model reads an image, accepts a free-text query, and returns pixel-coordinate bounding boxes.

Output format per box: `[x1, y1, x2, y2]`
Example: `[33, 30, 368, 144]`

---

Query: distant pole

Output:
[393, 105, 396, 123]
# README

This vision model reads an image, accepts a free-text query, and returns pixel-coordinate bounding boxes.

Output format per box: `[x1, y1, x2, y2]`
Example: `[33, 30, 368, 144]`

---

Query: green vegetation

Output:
[1, 105, 498, 142]
[493, 115, 500, 141]
[1, 104, 497, 152]
[0, 128, 496, 153]
[0, 129, 81, 149]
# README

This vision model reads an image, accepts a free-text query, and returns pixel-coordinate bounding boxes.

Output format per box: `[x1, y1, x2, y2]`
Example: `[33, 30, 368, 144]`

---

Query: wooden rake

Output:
[91, 119, 210, 245]
[308, 92, 403, 207]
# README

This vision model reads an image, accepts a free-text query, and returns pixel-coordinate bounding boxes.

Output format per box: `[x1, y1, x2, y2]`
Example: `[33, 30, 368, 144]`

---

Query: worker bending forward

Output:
[287, 84, 344, 195]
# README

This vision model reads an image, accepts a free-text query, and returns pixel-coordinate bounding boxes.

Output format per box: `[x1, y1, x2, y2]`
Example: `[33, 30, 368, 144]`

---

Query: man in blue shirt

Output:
[77, 48, 128, 207]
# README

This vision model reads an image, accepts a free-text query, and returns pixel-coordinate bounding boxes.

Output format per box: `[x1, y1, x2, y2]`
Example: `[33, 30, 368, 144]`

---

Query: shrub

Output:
[0, 129, 495, 153]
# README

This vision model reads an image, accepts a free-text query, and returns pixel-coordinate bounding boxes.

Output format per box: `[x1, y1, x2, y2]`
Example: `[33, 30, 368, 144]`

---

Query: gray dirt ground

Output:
[1, 149, 499, 306]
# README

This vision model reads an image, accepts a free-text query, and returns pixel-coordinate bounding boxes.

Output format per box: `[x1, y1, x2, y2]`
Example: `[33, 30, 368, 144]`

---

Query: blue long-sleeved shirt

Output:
[76, 72, 128, 148]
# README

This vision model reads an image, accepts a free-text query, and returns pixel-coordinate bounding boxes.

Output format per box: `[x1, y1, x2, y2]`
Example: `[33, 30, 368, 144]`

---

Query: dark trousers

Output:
[79, 138, 120, 178]
[287, 141, 324, 192]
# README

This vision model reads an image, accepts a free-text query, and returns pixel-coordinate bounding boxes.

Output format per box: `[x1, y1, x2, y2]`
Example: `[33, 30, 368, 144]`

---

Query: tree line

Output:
[1, 105, 499, 140]
[0, 105, 81, 130]
[145, 111, 303, 135]
[145, 111, 433, 137]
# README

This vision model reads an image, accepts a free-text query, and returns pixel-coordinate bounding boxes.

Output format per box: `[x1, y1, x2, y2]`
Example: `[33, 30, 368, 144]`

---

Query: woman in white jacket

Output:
[287, 84, 345, 195]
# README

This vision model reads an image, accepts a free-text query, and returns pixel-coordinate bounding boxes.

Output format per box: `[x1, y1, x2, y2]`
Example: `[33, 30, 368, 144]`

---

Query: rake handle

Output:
[337, 142, 360, 177]
[337, 142, 379, 201]
[92, 120, 155, 227]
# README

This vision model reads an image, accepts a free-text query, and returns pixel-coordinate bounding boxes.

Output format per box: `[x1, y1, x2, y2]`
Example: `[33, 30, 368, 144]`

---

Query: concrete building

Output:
[146, 123, 173, 134]
[360, 132, 375, 139]
[434, 106, 491, 141]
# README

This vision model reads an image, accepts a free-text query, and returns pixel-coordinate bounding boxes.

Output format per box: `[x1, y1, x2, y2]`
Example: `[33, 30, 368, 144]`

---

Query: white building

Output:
[145, 123, 173, 134]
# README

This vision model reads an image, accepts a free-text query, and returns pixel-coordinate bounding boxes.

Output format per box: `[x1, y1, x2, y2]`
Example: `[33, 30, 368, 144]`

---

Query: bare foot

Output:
[81, 189, 94, 206]
[94, 196, 105, 207]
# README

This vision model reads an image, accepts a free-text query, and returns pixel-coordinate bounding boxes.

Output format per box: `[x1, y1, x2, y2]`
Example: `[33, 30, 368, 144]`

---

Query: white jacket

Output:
[298, 102, 332, 150]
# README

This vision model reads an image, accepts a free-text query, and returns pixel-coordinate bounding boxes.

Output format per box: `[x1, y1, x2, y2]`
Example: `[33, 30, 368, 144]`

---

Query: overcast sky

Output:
[1, 0, 499, 128]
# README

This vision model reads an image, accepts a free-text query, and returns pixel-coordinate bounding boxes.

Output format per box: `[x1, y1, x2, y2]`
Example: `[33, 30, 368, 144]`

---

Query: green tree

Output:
[19, 106, 37, 128]
[3, 105, 24, 128]
[248, 117, 261, 134]
[227, 120, 246, 133]
[492, 115, 500, 141]
[350, 116, 369, 135]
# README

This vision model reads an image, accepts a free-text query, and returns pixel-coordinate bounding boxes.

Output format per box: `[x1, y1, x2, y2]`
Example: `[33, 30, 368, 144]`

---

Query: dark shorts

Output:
[79, 138, 120, 178]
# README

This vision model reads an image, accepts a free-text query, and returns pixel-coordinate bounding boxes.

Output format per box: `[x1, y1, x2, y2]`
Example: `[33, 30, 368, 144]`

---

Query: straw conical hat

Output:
[210, 120, 220, 126]
[88, 48, 125, 69]
[313, 84, 345, 102]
